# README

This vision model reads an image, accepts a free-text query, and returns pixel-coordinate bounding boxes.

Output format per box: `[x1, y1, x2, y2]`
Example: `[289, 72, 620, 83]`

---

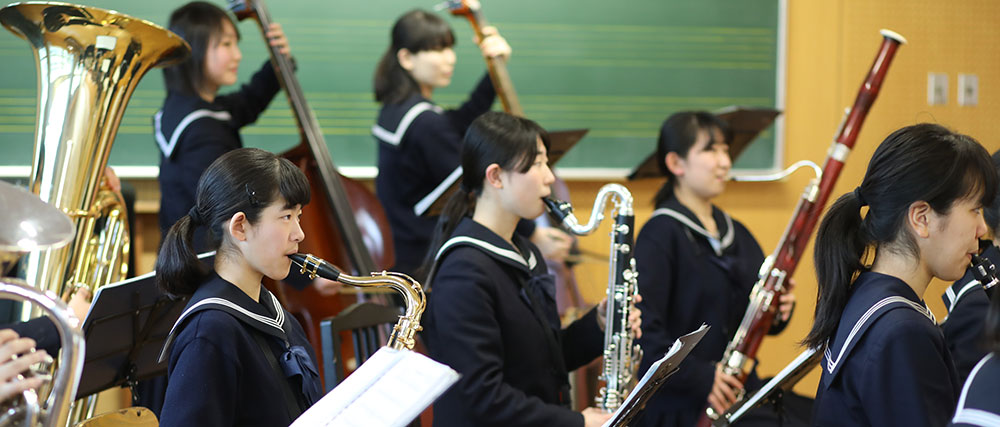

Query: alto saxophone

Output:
[543, 183, 641, 412]
[288, 254, 425, 351]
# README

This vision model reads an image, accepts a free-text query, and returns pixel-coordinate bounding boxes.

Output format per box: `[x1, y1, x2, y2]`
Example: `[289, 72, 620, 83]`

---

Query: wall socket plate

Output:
[958, 74, 979, 106]
[928, 72, 948, 105]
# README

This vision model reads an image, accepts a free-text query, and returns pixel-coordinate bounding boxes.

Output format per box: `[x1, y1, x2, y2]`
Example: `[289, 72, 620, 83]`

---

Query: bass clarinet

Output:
[702, 29, 907, 425]
[544, 183, 641, 412]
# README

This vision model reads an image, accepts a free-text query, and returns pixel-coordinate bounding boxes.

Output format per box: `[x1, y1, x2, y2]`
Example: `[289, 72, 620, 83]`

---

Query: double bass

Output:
[227, 0, 395, 384]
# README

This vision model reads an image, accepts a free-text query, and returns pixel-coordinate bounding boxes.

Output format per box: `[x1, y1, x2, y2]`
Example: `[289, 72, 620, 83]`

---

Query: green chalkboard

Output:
[0, 0, 781, 176]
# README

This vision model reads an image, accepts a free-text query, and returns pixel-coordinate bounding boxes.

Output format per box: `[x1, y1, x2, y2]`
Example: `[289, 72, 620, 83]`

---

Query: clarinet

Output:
[700, 29, 907, 425]
[543, 183, 641, 411]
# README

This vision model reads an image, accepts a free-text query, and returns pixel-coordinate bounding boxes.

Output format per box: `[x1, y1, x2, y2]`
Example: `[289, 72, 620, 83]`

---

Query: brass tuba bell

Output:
[0, 2, 189, 313]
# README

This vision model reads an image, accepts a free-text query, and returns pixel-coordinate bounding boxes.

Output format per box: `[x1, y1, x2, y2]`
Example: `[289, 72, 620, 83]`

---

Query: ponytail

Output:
[803, 191, 870, 348]
[156, 214, 207, 297]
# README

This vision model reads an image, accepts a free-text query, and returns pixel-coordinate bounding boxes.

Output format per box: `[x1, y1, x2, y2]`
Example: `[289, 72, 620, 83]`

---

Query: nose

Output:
[976, 211, 988, 239]
[444, 47, 456, 65]
[542, 163, 556, 186]
[233, 44, 243, 62]
[718, 150, 732, 169]
[291, 216, 305, 243]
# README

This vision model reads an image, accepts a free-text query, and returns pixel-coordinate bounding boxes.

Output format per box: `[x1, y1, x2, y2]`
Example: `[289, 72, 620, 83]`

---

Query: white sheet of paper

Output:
[291, 347, 459, 427]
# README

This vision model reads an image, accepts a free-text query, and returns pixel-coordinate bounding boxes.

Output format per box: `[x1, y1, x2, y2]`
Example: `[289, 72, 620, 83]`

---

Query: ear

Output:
[484, 163, 504, 189]
[397, 48, 415, 71]
[665, 152, 685, 177]
[227, 211, 250, 242]
[907, 200, 933, 239]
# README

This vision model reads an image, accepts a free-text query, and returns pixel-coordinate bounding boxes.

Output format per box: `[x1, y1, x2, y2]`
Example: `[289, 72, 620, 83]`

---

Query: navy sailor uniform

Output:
[424, 217, 603, 427]
[941, 244, 998, 383]
[950, 353, 1000, 426]
[372, 74, 496, 276]
[159, 273, 321, 427]
[634, 196, 787, 426]
[154, 61, 281, 237]
[813, 271, 959, 427]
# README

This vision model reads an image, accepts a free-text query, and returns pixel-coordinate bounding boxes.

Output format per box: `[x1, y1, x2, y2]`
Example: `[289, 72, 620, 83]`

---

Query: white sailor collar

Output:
[821, 272, 935, 386]
[428, 217, 540, 289]
[371, 95, 444, 147]
[651, 197, 735, 256]
[158, 273, 288, 362]
[154, 92, 232, 159]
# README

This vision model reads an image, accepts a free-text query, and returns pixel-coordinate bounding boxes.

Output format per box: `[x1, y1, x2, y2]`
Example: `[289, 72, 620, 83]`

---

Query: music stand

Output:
[714, 346, 822, 426]
[628, 106, 781, 180]
[606, 324, 710, 426]
[75, 252, 214, 400]
[417, 128, 588, 217]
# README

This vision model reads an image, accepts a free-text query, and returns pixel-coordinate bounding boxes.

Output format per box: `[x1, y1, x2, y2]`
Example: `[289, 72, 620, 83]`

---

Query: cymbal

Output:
[0, 180, 74, 255]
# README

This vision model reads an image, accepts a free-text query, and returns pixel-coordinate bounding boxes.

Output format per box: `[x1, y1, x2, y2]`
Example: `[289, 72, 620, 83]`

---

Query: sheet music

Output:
[291, 347, 459, 427]
[603, 323, 710, 427]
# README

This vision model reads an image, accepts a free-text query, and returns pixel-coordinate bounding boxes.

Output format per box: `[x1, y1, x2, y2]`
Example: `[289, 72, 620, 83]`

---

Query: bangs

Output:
[928, 134, 998, 211]
[276, 158, 311, 208]
[405, 14, 455, 52]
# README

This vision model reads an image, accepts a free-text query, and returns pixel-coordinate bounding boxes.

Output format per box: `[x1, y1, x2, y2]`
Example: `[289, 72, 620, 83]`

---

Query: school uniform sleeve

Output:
[444, 73, 496, 130]
[634, 220, 715, 401]
[431, 253, 583, 427]
[942, 286, 991, 381]
[5, 317, 59, 355]
[560, 306, 603, 371]
[214, 60, 282, 128]
[858, 313, 958, 427]
[159, 316, 241, 427]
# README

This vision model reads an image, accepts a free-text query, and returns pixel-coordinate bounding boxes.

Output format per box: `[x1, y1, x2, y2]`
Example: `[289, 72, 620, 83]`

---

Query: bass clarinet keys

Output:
[543, 183, 641, 412]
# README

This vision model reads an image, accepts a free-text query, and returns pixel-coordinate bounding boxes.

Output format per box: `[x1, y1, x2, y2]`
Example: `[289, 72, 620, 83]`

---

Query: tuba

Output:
[289, 253, 426, 351]
[0, 2, 189, 316]
[543, 183, 641, 412]
[0, 180, 86, 427]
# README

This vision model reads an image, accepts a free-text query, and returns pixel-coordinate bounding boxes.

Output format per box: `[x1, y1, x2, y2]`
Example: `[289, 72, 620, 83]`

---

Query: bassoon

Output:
[700, 29, 907, 425]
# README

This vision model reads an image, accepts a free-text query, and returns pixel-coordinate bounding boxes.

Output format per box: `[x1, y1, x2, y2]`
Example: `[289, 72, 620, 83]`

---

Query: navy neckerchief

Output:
[943, 243, 999, 314]
[431, 218, 565, 369]
[821, 272, 935, 388]
[159, 274, 322, 405]
[651, 197, 743, 285]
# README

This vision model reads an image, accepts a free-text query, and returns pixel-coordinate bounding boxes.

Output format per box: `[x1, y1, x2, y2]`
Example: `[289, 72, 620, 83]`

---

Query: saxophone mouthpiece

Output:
[288, 253, 342, 281]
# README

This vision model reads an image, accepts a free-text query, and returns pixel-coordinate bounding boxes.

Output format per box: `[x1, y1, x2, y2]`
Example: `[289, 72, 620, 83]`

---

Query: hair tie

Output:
[187, 205, 204, 225]
[853, 187, 868, 207]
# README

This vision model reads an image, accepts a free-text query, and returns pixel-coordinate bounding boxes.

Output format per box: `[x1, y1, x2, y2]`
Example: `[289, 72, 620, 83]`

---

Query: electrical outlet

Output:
[928, 72, 948, 105]
[958, 74, 978, 106]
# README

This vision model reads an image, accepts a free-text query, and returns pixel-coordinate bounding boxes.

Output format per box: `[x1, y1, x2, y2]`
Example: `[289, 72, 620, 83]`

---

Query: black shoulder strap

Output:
[251, 331, 302, 420]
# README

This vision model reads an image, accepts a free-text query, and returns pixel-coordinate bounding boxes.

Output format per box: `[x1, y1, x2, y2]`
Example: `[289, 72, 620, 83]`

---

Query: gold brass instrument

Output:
[543, 183, 641, 412]
[0, 180, 86, 427]
[290, 254, 426, 351]
[0, 2, 189, 314]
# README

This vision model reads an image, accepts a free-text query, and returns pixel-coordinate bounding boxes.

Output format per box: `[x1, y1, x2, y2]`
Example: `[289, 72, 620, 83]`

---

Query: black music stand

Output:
[606, 324, 710, 426]
[74, 253, 214, 400]
[628, 106, 781, 180]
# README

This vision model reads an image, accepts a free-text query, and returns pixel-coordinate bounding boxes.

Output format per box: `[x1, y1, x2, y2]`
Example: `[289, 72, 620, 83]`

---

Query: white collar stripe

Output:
[952, 408, 1000, 427]
[372, 101, 442, 146]
[824, 296, 934, 374]
[414, 166, 463, 216]
[948, 280, 982, 313]
[953, 353, 995, 425]
[651, 208, 734, 256]
[435, 235, 536, 270]
[154, 109, 232, 158]
[166, 295, 285, 340]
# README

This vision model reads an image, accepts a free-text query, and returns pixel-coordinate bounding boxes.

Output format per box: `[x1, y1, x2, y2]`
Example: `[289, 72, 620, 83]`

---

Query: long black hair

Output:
[653, 111, 732, 206]
[156, 148, 310, 297]
[419, 111, 549, 278]
[163, 1, 240, 97]
[804, 123, 998, 348]
[373, 9, 455, 105]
